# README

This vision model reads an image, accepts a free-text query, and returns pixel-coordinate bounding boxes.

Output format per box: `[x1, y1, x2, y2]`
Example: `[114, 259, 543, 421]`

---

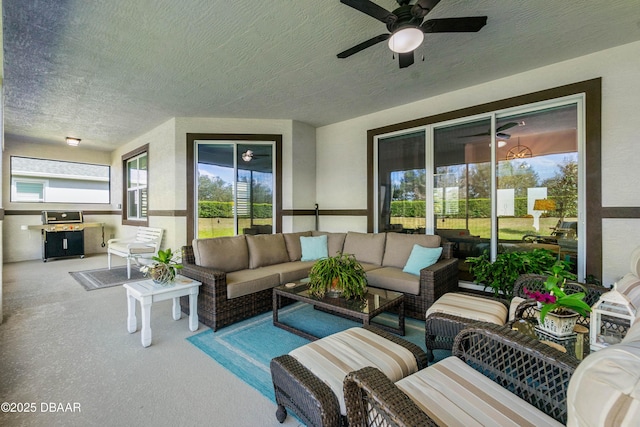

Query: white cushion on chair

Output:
[426, 293, 508, 325]
[397, 357, 563, 426]
[108, 241, 156, 255]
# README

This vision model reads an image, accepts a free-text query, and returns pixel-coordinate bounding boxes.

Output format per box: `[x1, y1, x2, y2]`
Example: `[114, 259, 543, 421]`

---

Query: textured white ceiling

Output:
[3, 0, 640, 151]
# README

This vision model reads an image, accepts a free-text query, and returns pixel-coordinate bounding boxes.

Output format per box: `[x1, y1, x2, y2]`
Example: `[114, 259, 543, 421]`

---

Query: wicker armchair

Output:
[344, 323, 579, 426]
[425, 273, 609, 361]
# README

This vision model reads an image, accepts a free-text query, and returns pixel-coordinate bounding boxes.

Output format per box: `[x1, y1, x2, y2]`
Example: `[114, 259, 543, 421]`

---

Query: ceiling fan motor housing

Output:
[386, 5, 422, 32]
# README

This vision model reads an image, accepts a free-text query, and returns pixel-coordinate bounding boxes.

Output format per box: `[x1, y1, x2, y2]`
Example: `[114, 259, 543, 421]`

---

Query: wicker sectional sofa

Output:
[179, 231, 458, 331]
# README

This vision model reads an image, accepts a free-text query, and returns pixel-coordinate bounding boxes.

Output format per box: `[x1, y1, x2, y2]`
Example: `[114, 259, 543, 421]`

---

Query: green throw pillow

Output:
[300, 235, 328, 261]
[402, 244, 443, 276]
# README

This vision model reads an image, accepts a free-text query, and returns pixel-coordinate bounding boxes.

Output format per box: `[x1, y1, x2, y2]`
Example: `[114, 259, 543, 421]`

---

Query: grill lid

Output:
[42, 211, 83, 224]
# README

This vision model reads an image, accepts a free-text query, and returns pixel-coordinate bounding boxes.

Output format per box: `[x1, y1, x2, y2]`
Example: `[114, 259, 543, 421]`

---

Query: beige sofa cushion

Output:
[282, 231, 313, 261]
[382, 233, 441, 269]
[366, 267, 420, 295]
[246, 234, 290, 269]
[397, 356, 562, 426]
[289, 327, 419, 416]
[312, 231, 346, 257]
[342, 232, 386, 266]
[225, 269, 281, 299]
[192, 235, 248, 272]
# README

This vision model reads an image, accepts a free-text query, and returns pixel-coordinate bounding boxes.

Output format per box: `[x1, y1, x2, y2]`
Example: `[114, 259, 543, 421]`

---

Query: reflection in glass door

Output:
[196, 142, 274, 238]
[432, 103, 580, 280]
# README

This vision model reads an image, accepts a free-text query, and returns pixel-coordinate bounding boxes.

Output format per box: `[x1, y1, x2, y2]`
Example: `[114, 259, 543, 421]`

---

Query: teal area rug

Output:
[187, 302, 450, 404]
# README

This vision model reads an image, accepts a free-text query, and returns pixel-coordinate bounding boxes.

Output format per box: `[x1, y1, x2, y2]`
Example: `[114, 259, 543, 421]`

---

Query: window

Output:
[122, 145, 148, 224]
[10, 156, 110, 203]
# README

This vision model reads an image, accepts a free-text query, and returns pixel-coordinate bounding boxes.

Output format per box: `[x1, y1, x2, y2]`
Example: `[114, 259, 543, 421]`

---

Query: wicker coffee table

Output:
[273, 282, 405, 340]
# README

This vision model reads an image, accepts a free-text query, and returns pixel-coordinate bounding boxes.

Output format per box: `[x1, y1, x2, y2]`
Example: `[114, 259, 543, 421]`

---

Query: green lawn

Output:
[198, 216, 570, 242]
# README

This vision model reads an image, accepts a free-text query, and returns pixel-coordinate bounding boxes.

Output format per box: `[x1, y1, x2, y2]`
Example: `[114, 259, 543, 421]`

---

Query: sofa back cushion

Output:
[246, 233, 290, 269]
[192, 235, 249, 272]
[282, 231, 313, 261]
[312, 231, 346, 257]
[342, 232, 386, 266]
[382, 233, 442, 269]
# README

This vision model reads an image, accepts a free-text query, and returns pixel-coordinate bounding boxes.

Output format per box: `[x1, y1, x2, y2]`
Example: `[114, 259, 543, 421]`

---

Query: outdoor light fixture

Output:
[388, 27, 424, 53]
[66, 137, 81, 147]
[242, 150, 253, 162]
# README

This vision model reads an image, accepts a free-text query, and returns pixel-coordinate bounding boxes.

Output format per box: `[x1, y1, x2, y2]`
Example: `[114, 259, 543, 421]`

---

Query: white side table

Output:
[123, 275, 202, 347]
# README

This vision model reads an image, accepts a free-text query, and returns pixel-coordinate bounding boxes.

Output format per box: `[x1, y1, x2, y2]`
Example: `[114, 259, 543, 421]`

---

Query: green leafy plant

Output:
[523, 260, 590, 322]
[308, 252, 367, 300]
[140, 248, 183, 284]
[466, 248, 558, 299]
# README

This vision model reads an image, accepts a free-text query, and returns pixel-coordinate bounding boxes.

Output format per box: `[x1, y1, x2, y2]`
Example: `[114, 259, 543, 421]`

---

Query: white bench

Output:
[107, 227, 163, 278]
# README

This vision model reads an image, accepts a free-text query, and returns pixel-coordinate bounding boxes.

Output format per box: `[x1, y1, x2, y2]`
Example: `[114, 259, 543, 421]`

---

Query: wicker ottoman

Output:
[425, 292, 509, 361]
[270, 325, 427, 427]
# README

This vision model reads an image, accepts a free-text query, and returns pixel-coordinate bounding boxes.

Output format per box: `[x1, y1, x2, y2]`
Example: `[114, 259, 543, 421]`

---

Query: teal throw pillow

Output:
[402, 244, 443, 276]
[300, 235, 328, 261]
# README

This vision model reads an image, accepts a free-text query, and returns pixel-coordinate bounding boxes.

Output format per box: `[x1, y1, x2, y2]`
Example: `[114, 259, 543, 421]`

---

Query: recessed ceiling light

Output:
[66, 137, 81, 146]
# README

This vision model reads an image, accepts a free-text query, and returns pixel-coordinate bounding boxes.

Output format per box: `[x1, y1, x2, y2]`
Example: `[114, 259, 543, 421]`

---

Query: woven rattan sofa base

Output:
[405, 254, 459, 320]
[178, 245, 292, 331]
[344, 323, 579, 426]
[270, 325, 428, 427]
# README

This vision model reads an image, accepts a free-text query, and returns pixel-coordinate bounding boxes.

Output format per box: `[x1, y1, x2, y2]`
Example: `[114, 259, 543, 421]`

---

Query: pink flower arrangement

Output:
[523, 287, 557, 304]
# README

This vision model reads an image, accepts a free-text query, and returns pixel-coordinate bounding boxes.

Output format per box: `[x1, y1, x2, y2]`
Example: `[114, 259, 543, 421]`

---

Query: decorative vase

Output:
[326, 278, 343, 298]
[149, 264, 175, 286]
[534, 307, 579, 337]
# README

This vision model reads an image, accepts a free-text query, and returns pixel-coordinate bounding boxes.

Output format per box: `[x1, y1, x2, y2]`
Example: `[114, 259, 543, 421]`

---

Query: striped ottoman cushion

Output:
[426, 293, 508, 325]
[289, 327, 419, 415]
[396, 357, 563, 427]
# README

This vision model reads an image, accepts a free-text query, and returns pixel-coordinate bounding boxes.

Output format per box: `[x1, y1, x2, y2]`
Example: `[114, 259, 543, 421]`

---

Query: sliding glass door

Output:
[376, 98, 583, 280]
[195, 141, 274, 238]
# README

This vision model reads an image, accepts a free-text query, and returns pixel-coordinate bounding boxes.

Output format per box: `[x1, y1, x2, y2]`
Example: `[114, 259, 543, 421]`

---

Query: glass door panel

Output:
[237, 144, 274, 235]
[433, 118, 491, 280]
[496, 105, 578, 271]
[196, 144, 235, 238]
[377, 131, 426, 233]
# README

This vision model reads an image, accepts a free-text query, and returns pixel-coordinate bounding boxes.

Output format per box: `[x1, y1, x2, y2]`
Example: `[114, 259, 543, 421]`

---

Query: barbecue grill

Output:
[41, 210, 86, 261]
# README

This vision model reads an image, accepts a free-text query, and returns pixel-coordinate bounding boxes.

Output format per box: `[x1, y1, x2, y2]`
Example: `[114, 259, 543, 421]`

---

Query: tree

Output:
[198, 175, 233, 202]
[542, 158, 578, 218]
[392, 169, 426, 201]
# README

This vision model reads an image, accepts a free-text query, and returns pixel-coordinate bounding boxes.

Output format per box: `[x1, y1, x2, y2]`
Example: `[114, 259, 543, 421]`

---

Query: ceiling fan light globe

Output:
[388, 27, 424, 53]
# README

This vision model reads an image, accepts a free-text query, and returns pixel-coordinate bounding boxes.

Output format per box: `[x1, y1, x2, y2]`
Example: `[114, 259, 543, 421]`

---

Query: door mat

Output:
[69, 266, 146, 290]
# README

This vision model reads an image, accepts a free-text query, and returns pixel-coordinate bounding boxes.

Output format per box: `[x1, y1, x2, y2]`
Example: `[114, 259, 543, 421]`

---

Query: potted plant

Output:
[140, 248, 183, 285]
[523, 260, 591, 336]
[466, 248, 558, 299]
[308, 252, 367, 299]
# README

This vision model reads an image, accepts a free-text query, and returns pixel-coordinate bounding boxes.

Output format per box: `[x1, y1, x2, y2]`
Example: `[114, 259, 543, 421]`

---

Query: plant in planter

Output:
[466, 248, 558, 299]
[308, 252, 367, 299]
[523, 260, 591, 336]
[140, 248, 183, 285]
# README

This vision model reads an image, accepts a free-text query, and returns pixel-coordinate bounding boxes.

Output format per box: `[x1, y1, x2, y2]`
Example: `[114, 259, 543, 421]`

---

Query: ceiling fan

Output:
[337, 0, 487, 68]
[461, 122, 520, 140]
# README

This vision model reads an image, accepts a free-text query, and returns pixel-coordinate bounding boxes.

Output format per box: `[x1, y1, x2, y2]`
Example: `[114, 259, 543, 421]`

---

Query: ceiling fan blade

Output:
[496, 133, 512, 140]
[398, 51, 414, 69]
[337, 33, 390, 58]
[496, 122, 519, 132]
[421, 16, 488, 33]
[340, 0, 394, 23]
[411, 0, 441, 19]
